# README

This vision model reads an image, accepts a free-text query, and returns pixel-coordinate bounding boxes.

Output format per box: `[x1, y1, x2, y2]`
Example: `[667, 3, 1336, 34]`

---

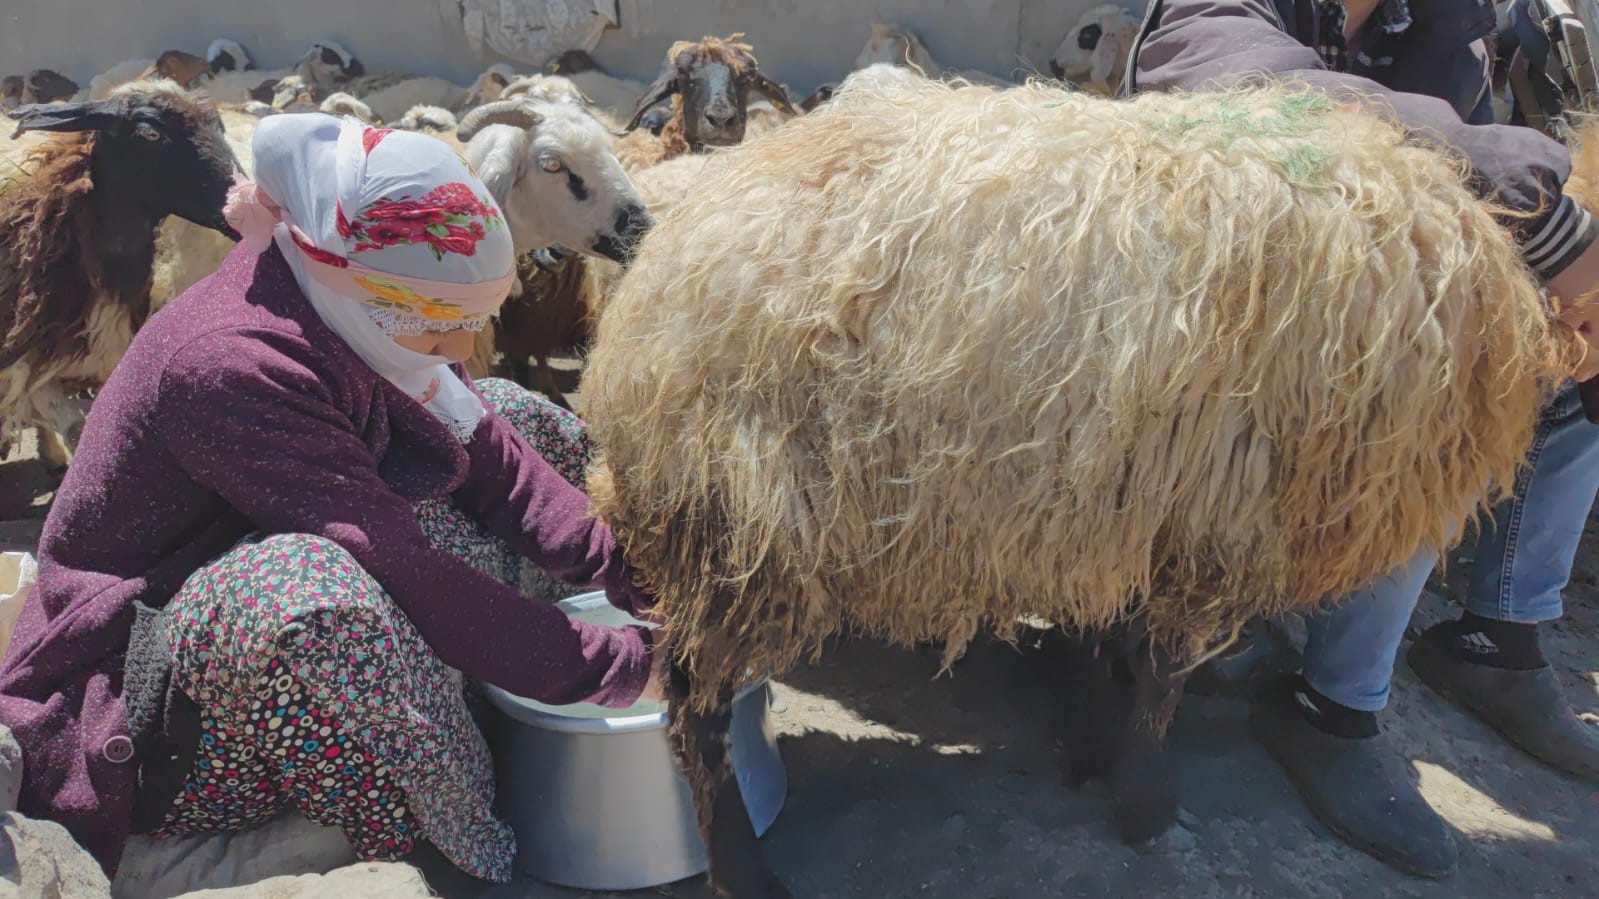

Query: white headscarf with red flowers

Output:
[226, 113, 516, 442]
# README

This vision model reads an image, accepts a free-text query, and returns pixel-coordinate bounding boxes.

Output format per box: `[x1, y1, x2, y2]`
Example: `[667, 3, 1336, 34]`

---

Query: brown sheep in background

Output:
[145, 50, 212, 89]
[0, 70, 80, 110]
[0, 81, 240, 469]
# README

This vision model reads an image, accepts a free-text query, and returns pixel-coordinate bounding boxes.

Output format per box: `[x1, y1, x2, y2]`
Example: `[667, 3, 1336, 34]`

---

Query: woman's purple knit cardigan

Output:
[0, 243, 654, 871]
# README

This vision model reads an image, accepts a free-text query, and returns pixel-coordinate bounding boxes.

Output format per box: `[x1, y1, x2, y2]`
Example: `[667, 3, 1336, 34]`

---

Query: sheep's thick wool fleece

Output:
[0, 243, 652, 872]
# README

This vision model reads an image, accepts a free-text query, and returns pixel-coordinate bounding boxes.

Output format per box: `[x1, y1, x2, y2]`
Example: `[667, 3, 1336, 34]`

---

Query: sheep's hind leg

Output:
[668, 658, 788, 899]
[1111, 628, 1189, 844]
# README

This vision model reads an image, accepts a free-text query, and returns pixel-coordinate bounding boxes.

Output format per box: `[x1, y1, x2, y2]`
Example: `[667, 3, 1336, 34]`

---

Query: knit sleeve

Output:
[153, 328, 652, 708]
[446, 397, 654, 618]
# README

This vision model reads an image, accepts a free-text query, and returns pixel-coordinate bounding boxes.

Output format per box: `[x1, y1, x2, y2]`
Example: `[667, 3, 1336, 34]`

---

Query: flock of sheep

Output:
[2, 8, 1586, 896]
[0, 6, 1142, 465]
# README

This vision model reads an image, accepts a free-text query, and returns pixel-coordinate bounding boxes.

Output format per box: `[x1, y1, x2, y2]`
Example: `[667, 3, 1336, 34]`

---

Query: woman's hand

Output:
[1545, 238, 1599, 383]
[638, 661, 668, 704]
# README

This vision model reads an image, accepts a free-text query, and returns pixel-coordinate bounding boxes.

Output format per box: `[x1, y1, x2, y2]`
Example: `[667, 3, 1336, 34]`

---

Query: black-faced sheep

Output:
[580, 74, 1572, 897]
[0, 81, 239, 468]
[618, 33, 795, 169]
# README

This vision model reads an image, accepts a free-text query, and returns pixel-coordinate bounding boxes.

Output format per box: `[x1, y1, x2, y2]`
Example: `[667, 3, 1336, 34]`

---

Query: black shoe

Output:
[1408, 624, 1599, 783]
[1251, 675, 1458, 879]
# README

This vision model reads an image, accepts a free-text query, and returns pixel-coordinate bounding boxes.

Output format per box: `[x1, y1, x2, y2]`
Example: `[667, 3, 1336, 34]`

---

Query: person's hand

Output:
[638, 661, 667, 704]
[1544, 238, 1599, 382]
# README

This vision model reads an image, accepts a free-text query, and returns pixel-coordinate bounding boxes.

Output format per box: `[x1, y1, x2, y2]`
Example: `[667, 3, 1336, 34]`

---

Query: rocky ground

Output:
[4, 388, 1597, 898]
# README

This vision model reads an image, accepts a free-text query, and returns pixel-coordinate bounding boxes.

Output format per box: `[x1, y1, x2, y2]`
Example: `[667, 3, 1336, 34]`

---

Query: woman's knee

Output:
[474, 377, 523, 413]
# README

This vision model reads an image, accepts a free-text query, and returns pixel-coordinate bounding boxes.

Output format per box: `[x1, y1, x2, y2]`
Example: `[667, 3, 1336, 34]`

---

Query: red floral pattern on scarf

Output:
[290, 227, 350, 269]
[362, 127, 394, 155]
[346, 183, 504, 261]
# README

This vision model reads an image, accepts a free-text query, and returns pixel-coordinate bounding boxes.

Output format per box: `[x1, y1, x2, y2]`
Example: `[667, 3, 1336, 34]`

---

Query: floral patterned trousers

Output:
[154, 380, 592, 883]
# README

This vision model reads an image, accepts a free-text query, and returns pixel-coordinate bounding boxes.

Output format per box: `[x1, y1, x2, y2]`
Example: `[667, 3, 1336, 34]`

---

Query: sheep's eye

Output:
[539, 157, 564, 174]
[134, 122, 164, 142]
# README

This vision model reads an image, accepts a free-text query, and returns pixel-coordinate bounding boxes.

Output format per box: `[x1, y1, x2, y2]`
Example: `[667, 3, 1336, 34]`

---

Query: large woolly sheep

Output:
[580, 75, 1571, 896]
[0, 81, 239, 468]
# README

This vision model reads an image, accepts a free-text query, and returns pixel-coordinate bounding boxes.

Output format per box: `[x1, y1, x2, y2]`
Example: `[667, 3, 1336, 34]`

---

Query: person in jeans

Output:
[1125, 0, 1599, 879]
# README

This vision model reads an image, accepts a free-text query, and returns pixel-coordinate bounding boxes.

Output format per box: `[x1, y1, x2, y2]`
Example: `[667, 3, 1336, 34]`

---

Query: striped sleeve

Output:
[1520, 195, 1599, 280]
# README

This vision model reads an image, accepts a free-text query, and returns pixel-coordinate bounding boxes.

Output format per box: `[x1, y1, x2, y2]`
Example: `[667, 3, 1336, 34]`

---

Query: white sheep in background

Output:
[464, 63, 519, 107]
[854, 23, 1012, 86]
[206, 39, 252, 75]
[338, 64, 543, 124]
[395, 104, 459, 132]
[85, 58, 159, 100]
[318, 91, 374, 121]
[1049, 4, 1143, 94]
[200, 40, 363, 106]
[543, 50, 650, 126]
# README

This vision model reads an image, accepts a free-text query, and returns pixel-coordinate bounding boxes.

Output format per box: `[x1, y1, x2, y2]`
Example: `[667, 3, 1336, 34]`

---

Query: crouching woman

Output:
[0, 113, 660, 883]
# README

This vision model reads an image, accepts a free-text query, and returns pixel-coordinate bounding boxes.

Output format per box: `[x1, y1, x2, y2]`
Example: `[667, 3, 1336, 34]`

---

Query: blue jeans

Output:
[1301, 381, 1599, 712]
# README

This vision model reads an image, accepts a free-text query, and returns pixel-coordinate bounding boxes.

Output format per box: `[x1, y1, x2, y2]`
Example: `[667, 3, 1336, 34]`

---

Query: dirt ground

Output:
[4, 389, 1597, 899]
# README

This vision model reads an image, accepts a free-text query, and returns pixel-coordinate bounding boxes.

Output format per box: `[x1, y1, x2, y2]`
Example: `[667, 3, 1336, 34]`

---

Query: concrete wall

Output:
[0, 0, 1145, 98]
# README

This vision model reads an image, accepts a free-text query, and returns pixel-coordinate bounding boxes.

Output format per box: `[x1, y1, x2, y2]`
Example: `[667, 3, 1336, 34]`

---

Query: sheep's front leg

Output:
[1057, 630, 1133, 788]
[1111, 635, 1189, 844]
[667, 658, 788, 899]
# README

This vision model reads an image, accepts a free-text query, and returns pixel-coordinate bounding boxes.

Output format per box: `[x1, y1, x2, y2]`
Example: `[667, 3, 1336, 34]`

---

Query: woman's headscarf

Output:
[224, 113, 517, 441]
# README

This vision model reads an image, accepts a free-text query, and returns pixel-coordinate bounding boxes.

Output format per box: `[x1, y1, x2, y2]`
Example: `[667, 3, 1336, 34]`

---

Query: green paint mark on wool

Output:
[1156, 93, 1334, 182]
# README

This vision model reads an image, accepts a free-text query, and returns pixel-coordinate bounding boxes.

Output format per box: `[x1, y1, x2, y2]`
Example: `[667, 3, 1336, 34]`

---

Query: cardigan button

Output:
[102, 736, 134, 764]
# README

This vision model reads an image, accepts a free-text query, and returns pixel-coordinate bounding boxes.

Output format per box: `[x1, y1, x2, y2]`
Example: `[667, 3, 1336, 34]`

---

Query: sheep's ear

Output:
[747, 70, 795, 114]
[8, 100, 123, 139]
[469, 126, 529, 207]
[625, 68, 680, 132]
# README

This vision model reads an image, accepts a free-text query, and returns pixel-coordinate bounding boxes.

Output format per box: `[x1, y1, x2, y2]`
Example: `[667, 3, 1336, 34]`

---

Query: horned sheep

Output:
[580, 73, 1573, 896]
[486, 153, 708, 406]
[0, 81, 239, 468]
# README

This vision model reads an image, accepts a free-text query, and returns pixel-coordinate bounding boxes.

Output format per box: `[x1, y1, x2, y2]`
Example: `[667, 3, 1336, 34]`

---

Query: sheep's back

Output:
[584, 77, 1566, 703]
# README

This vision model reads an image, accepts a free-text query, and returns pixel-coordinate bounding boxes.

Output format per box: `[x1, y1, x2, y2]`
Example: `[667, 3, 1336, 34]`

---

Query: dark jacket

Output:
[0, 243, 655, 871]
[1126, 0, 1597, 280]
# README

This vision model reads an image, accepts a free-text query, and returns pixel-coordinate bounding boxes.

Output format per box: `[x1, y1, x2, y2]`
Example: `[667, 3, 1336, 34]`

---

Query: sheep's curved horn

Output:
[455, 98, 546, 142]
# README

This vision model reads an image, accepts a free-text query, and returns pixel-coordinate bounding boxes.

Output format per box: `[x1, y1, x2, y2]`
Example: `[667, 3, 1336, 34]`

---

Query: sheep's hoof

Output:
[712, 874, 791, 899]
